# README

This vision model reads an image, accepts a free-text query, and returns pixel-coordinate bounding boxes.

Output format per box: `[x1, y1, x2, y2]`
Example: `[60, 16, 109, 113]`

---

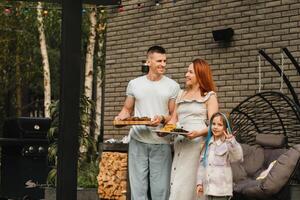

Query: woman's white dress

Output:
[169, 91, 215, 200]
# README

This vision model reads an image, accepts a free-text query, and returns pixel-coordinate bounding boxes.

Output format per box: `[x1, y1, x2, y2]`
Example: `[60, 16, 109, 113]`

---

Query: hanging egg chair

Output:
[230, 91, 300, 147]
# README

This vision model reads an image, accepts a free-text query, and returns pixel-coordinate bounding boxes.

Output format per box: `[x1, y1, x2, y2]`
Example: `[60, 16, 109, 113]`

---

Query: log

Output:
[98, 152, 128, 199]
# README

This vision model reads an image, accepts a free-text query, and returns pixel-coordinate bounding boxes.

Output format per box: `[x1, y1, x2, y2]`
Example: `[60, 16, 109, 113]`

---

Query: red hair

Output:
[192, 58, 216, 96]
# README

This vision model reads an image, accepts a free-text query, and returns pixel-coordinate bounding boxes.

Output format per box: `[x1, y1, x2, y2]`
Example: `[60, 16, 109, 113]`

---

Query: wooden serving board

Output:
[154, 130, 189, 135]
[113, 120, 152, 126]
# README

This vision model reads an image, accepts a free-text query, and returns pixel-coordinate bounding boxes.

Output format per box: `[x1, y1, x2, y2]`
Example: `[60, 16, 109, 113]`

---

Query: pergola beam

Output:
[56, 1, 82, 200]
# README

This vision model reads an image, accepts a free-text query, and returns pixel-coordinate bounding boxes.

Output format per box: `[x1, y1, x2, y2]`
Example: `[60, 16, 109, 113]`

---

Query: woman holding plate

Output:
[168, 58, 219, 200]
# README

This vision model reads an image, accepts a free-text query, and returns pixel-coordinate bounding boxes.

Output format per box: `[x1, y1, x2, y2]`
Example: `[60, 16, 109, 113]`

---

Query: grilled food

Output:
[160, 124, 176, 132]
[123, 116, 151, 121]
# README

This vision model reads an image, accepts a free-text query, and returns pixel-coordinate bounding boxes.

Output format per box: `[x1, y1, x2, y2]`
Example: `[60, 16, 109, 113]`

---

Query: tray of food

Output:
[113, 117, 152, 126]
[154, 124, 189, 135]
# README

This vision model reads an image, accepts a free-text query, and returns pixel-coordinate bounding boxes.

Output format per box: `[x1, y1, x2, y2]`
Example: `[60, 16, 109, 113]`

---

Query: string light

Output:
[118, 5, 124, 12]
[43, 10, 48, 15]
[0, 3, 107, 12]
[4, 7, 11, 15]
[0, 0, 177, 15]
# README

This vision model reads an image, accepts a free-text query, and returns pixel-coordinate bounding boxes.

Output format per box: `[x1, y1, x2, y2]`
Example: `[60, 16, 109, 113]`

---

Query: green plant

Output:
[47, 95, 99, 188]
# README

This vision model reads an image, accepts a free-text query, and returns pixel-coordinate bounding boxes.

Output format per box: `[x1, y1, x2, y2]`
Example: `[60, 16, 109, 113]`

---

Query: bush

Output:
[47, 95, 99, 188]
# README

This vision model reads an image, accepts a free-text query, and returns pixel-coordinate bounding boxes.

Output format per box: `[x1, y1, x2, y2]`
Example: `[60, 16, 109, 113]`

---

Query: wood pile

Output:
[97, 152, 128, 200]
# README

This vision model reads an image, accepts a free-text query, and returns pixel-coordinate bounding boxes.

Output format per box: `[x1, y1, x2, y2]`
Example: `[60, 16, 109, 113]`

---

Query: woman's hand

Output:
[186, 130, 200, 140]
[156, 132, 169, 137]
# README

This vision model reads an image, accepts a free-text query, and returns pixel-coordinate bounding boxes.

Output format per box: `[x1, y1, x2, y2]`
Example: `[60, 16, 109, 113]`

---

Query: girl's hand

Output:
[186, 131, 199, 140]
[196, 184, 203, 196]
[224, 130, 233, 139]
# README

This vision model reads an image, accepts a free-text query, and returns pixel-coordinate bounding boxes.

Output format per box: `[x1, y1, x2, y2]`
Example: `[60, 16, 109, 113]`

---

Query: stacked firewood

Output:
[97, 152, 128, 200]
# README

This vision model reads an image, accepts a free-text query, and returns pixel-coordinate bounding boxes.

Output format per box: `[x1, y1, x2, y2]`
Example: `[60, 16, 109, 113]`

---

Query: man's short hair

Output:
[147, 45, 166, 56]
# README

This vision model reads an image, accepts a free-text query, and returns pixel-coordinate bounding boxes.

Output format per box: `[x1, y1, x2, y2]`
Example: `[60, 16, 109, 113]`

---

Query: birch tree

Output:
[84, 6, 97, 100]
[83, 6, 97, 137]
[94, 8, 107, 140]
[37, 2, 51, 118]
[15, 43, 22, 117]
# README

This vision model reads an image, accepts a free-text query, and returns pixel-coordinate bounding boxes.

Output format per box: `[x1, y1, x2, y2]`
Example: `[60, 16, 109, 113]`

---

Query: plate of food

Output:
[113, 116, 152, 126]
[154, 124, 189, 135]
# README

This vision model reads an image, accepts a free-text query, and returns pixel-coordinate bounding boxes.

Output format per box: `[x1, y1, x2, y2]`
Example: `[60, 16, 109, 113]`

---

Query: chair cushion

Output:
[233, 178, 260, 193]
[256, 160, 277, 180]
[232, 162, 248, 183]
[261, 144, 300, 195]
[256, 134, 286, 148]
[264, 148, 287, 167]
[241, 144, 264, 176]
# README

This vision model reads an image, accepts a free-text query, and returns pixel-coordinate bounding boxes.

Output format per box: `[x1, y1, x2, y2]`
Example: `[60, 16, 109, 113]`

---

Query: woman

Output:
[168, 58, 218, 200]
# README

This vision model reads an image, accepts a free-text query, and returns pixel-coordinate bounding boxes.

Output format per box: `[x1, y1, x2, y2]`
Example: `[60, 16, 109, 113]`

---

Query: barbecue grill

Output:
[0, 117, 50, 200]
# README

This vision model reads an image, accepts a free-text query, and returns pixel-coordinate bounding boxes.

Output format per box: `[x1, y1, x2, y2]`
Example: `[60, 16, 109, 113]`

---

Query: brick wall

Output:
[103, 0, 300, 140]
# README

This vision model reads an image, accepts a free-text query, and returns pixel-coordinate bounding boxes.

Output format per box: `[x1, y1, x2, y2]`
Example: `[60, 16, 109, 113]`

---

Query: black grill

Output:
[0, 117, 51, 200]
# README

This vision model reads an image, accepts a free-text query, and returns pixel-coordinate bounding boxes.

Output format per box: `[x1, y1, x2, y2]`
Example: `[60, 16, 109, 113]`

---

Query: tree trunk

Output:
[94, 8, 107, 140]
[83, 7, 97, 137]
[84, 7, 97, 100]
[15, 44, 22, 117]
[37, 2, 51, 118]
[95, 65, 103, 140]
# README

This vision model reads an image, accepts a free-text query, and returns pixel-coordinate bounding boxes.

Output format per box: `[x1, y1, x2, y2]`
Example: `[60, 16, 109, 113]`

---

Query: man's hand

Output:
[149, 115, 163, 127]
[114, 115, 128, 128]
[114, 114, 128, 121]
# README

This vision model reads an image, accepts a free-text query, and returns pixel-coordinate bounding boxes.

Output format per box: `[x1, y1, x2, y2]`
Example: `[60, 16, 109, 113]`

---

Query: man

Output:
[115, 46, 180, 200]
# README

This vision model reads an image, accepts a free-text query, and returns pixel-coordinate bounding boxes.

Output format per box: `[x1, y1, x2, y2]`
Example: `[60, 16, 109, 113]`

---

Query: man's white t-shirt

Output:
[126, 75, 180, 144]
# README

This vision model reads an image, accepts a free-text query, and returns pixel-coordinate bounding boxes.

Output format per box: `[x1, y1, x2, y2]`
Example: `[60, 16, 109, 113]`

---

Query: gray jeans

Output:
[128, 138, 172, 200]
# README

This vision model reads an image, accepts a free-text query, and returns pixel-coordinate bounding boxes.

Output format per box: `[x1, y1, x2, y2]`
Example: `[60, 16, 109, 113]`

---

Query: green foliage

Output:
[47, 95, 99, 188]
[0, 2, 107, 186]
[77, 160, 99, 188]
[0, 1, 62, 123]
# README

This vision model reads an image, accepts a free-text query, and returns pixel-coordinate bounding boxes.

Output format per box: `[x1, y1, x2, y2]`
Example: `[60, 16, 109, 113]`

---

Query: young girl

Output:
[196, 112, 243, 200]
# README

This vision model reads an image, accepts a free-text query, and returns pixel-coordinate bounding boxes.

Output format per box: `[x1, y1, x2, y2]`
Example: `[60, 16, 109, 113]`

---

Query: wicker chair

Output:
[230, 91, 300, 148]
[230, 91, 300, 200]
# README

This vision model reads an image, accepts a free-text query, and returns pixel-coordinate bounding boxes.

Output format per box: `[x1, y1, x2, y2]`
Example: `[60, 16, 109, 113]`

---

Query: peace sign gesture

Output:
[224, 130, 233, 139]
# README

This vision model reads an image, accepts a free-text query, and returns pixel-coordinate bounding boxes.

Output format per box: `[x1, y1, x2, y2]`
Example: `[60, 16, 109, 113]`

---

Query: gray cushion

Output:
[261, 144, 300, 195]
[232, 162, 248, 183]
[233, 144, 300, 198]
[263, 148, 287, 167]
[256, 134, 286, 148]
[233, 179, 260, 193]
[241, 144, 264, 177]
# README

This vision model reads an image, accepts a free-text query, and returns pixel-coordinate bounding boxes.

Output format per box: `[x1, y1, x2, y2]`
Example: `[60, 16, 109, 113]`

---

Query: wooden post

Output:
[57, 0, 82, 199]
